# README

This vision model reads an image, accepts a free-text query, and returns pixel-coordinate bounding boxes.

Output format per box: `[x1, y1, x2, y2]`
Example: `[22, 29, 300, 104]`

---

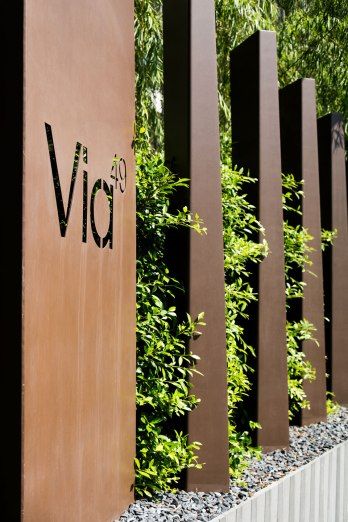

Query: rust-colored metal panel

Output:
[318, 113, 348, 405]
[163, 0, 230, 492]
[279, 79, 327, 425]
[22, 1, 136, 521]
[230, 31, 289, 451]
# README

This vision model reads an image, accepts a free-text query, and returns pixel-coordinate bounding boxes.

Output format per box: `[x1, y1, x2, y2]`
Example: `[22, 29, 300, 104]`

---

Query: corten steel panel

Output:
[279, 79, 327, 425]
[22, 1, 136, 521]
[230, 31, 289, 451]
[163, 0, 230, 491]
[318, 114, 348, 405]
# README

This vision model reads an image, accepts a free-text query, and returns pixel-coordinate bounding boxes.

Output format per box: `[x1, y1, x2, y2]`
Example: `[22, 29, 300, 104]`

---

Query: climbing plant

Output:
[222, 161, 267, 473]
[282, 174, 336, 419]
[135, 143, 205, 497]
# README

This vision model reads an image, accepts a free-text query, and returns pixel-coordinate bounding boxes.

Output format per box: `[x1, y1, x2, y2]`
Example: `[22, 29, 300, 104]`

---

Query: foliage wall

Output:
[134, 0, 345, 495]
[135, 145, 204, 496]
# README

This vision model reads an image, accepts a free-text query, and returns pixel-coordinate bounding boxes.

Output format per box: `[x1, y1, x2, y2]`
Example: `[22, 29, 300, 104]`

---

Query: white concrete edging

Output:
[211, 439, 348, 522]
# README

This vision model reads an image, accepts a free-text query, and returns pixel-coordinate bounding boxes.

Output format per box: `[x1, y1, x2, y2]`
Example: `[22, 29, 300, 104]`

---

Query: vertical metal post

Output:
[279, 79, 327, 424]
[163, 0, 230, 491]
[2, 1, 136, 520]
[230, 31, 289, 450]
[318, 113, 348, 405]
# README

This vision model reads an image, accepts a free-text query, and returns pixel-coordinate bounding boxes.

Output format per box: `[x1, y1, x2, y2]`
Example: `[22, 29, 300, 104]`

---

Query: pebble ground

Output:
[120, 407, 348, 521]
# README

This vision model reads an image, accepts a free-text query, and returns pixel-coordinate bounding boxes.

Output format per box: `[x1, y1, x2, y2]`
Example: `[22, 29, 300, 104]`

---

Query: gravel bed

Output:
[120, 407, 348, 521]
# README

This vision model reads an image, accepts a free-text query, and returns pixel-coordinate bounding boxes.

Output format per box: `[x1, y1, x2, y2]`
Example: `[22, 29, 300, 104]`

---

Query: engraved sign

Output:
[45, 123, 127, 248]
[7, 1, 137, 521]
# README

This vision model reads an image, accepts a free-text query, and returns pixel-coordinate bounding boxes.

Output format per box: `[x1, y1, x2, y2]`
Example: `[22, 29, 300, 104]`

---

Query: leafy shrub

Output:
[286, 320, 317, 417]
[326, 392, 340, 415]
[282, 173, 336, 419]
[282, 173, 317, 419]
[134, 2, 207, 497]
[135, 145, 205, 497]
[222, 161, 267, 473]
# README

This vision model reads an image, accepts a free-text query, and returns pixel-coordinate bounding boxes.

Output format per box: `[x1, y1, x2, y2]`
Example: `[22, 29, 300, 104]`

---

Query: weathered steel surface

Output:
[279, 79, 327, 425]
[5, 1, 136, 521]
[318, 113, 348, 405]
[163, 0, 230, 491]
[230, 31, 289, 450]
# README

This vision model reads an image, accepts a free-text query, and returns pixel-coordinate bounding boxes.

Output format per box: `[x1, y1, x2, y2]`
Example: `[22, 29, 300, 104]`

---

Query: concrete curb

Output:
[210, 439, 348, 522]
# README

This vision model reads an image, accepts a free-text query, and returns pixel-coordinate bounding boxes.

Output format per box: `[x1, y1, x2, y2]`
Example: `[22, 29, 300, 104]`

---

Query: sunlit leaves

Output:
[282, 173, 330, 419]
[277, 2, 348, 128]
[135, 0, 164, 146]
[136, 148, 204, 496]
[222, 163, 266, 474]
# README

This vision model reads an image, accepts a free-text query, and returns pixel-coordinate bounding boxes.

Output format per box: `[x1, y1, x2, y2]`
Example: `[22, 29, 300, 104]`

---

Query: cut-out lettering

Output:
[82, 146, 88, 243]
[82, 171, 88, 243]
[90, 179, 114, 249]
[45, 123, 82, 237]
[45, 124, 126, 249]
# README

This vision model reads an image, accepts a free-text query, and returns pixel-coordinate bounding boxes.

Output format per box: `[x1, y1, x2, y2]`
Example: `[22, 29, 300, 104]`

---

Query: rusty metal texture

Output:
[230, 31, 289, 451]
[22, 1, 136, 520]
[318, 114, 348, 405]
[279, 79, 327, 425]
[163, 0, 230, 492]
